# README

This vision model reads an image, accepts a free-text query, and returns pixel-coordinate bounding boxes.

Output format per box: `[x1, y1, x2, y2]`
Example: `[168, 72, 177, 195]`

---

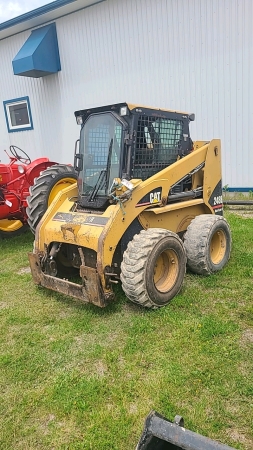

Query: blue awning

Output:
[12, 23, 61, 78]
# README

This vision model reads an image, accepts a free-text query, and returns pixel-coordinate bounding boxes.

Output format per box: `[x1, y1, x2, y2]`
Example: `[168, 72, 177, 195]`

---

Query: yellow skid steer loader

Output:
[27, 103, 231, 308]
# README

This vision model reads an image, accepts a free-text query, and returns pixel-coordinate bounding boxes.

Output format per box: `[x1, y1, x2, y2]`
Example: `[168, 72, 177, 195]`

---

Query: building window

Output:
[3, 97, 33, 132]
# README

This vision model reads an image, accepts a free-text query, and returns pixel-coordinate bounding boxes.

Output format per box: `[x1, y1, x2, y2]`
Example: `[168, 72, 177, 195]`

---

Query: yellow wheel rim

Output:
[153, 249, 179, 293]
[48, 177, 77, 205]
[210, 229, 226, 265]
[0, 219, 24, 233]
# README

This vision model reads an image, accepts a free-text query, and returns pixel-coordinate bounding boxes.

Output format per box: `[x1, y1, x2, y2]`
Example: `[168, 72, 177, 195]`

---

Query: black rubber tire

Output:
[120, 228, 186, 309]
[184, 214, 231, 275]
[0, 222, 28, 239]
[26, 164, 77, 234]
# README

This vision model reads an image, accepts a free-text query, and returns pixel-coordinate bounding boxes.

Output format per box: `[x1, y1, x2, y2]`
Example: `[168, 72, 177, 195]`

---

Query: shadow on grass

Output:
[0, 229, 33, 246]
[37, 283, 136, 317]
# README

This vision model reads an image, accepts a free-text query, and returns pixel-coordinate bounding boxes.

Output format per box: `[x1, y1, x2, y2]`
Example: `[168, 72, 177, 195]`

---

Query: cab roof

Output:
[74, 102, 195, 121]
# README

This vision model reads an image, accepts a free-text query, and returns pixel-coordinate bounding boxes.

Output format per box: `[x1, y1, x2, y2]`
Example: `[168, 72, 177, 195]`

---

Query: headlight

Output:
[18, 165, 25, 174]
[120, 106, 129, 116]
[76, 116, 83, 125]
[121, 179, 134, 190]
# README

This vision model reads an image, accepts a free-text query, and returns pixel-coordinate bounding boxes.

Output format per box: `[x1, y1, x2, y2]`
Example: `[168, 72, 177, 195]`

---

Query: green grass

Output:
[0, 213, 253, 449]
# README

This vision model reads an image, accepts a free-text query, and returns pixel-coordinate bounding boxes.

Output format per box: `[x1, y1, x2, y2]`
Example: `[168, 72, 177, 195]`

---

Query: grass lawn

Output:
[0, 213, 252, 449]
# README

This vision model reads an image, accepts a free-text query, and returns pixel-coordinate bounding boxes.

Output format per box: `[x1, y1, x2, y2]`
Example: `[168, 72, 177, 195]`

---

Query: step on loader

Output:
[28, 102, 231, 308]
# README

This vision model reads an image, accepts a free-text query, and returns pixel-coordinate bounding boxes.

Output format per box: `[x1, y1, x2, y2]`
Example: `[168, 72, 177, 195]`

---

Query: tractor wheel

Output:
[120, 228, 186, 309]
[0, 219, 27, 239]
[26, 164, 77, 234]
[184, 214, 231, 275]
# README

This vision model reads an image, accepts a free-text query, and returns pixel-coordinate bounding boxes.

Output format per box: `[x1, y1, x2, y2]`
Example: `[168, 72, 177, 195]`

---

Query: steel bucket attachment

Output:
[136, 411, 236, 450]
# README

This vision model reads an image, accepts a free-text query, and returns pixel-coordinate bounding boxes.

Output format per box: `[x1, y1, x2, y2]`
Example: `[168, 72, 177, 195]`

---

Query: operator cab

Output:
[74, 102, 194, 210]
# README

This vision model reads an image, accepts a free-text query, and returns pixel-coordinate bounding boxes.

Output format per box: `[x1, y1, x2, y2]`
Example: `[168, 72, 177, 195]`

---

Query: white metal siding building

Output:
[0, 0, 252, 190]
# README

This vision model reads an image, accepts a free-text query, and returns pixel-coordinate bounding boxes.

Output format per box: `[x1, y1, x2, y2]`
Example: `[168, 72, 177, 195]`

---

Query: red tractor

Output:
[0, 145, 77, 238]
